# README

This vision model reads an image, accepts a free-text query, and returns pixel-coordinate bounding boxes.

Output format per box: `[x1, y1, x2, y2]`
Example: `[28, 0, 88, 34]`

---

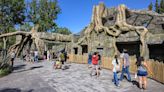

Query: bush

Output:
[0, 67, 12, 77]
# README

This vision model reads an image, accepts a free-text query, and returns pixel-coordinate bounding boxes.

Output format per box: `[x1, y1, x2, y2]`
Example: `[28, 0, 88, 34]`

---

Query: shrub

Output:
[0, 67, 12, 77]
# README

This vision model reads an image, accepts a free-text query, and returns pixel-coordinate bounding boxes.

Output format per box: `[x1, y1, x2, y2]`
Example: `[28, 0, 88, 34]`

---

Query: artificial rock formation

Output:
[76, 3, 164, 59]
[0, 25, 72, 57]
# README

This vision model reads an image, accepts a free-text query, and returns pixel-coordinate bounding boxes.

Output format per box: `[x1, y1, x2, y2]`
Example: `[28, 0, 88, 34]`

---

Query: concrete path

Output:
[0, 59, 163, 92]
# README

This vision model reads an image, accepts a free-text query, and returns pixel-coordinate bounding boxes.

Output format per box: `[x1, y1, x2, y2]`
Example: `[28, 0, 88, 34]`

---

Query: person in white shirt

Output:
[47, 50, 50, 61]
[112, 55, 120, 86]
[34, 50, 38, 62]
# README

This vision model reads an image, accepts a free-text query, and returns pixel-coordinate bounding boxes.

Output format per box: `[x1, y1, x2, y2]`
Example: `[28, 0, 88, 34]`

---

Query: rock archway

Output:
[0, 25, 72, 57]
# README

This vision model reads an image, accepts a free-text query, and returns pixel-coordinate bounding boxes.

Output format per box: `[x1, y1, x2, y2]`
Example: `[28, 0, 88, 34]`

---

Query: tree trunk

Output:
[3, 37, 7, 50]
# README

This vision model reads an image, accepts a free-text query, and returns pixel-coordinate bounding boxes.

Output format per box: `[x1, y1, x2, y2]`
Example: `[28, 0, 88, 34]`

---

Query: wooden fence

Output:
[68, 54, 164, 84]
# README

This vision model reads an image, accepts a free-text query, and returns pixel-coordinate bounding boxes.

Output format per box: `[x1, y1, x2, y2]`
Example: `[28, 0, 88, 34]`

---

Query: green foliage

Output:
[148, 2, 153, 11]
[0, 62, 12, 77]
[28, 0, 60, 32]
[0, 28, 16, 49]
[53, 27, 72, 35]
[149, 0, 164, 14]
[20, 23, 32, 31]
[0, 42, 3, 49]
[0, 0, 62, 32]
[0, 0, 25, 33]
[159, 0, 164, 13]
[0, 67, 11, 77]
[0, 0, 23, 49]
[7, 28, 16, 49]
[155, 0, 160, 13]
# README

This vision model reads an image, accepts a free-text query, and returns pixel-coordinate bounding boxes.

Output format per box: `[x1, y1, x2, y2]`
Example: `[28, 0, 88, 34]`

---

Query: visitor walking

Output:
[64, 51, 67, 63]
[43, 50, 47, 60]
[29, 50, 34, 63]
[25, 49, 30, 62]
[90, 52, 100, 77]
[47, 50, 50, 61]
[135, 57, 152, 89]
[120, 49, 131, 82]
[88, 52, 92, 68]
[112, 55, 120, 86]
[98, 52, 102, 70]
[34, 49, 38, 62]
[22, 50, 26, 61]
[59, 52, 65, 64]
[10, 50, 16, 68]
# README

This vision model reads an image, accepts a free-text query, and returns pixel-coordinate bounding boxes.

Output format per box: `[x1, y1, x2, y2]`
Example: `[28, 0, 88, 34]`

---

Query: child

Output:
[54, 59, 62, 69]
[112, 55, 120, 87]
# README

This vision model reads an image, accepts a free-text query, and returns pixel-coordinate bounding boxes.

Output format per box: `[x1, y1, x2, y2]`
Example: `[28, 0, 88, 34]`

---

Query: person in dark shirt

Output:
[88, 52, 92, 68]
[98, 52, 102, 70]
[120, 49, 131, 82]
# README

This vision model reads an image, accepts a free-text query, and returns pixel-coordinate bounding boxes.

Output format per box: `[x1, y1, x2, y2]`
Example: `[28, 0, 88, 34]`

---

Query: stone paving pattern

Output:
[0, 59, 164, 92]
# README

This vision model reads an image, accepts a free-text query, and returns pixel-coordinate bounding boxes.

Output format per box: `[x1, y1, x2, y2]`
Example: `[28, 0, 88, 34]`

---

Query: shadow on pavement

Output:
[132, 80, 139, 88]
[13, 64, 26, 71]
[30, 66, 43, 70]
[0, 88, 33, 92]
[122, 75, 140, 88]
[13, 66, 43, 73]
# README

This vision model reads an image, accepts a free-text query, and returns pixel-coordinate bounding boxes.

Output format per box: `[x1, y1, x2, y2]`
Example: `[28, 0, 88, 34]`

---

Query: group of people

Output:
[23, 49, 38, 63]
[9, 48, 152, 90]
[112, 49, 131, 87]
[88, 49, 152, 90]
[53, 51, 68, 69]
[23, 49, 57, 63]
[43, 50, 51, 61]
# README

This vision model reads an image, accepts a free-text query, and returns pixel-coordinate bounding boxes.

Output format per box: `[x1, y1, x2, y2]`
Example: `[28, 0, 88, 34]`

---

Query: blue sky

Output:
[56, 0, 156, 34]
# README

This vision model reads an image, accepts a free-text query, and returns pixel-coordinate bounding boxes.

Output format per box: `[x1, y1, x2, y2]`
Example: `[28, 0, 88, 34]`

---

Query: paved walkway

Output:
[0, 59, 163, 92]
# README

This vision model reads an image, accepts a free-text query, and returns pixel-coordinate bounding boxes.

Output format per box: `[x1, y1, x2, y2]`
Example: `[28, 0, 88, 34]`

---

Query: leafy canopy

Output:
[52, 27, 72, 35]
[27, 0, 60, 32]
[0, 0, 25, 32]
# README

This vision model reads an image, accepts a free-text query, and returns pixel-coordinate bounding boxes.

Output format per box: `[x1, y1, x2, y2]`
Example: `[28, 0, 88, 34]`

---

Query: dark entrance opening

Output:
[81, 45, 88, 55]
[74, 48, 78, 54]
[148, 43, 164, 62]
[116, 41, 140, 57]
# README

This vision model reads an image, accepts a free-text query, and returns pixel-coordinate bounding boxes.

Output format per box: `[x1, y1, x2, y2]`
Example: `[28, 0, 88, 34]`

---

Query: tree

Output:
[155, 0, 160, 13]
[20, 23, 32, 32]
[27, 0, 60, 32]
[53, 27, 72, 35]
[0, 0, 25, 50]
[159, 0, 164, 13]
[148, 2, 153, 11]
[0, 0, 25, 32]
